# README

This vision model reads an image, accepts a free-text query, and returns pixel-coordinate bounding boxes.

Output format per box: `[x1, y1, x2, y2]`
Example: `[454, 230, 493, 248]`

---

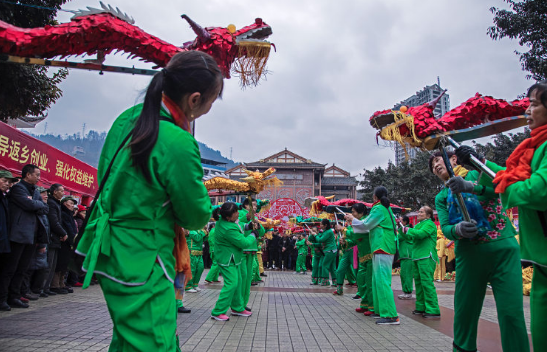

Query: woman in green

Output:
[205, 208, 221, 283]
[314, 219, 337, 286]
[76, 51, 223, 351]
[210, 202, 258, 321]
[430, 150, 529, 352]
[345, 186, 399, 325]
[307, 227, 324, 285]
[398, 206, 440, 318]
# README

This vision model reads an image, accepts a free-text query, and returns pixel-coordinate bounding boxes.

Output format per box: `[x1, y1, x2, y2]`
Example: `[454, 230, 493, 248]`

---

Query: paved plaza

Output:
[0, 269, 532, 351]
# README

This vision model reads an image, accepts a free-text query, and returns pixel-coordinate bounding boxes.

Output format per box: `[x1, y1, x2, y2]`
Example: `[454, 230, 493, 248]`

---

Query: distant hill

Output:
[31, 131, 238, 170]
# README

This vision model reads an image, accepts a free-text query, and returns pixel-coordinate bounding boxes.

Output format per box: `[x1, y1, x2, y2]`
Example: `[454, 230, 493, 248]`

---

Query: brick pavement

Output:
[0, 269, 531, 351]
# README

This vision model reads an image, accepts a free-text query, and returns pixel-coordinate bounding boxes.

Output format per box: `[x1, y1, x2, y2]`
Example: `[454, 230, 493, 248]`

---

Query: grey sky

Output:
[38, 0, 530, 175]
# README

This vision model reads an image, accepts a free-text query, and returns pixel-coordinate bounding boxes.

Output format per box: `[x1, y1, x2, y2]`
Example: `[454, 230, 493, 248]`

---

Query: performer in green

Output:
[211, 202, 257, 321]
[345, 264, 357, 285]
[430, 150, 529, 352]
[76, 51, 223, 351]
[344, 204, 373, 313]
[185, 228, 207, 292]
[398, 207, 439, 317]
[238, 198, 265, 310]
[314, 219, 337, 286]
[333, 223, 356, 295]
[307, 227, 324, 285]
[205, 208, 221, 283]
[346, 187, 399, 325]
[396, 215, 414, 300]
[295, 234, 308, 273]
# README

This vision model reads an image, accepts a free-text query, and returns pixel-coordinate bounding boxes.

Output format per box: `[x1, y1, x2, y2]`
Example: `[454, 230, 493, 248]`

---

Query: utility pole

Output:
[82, 123, 86, 140]
[230, 147, 233, 160]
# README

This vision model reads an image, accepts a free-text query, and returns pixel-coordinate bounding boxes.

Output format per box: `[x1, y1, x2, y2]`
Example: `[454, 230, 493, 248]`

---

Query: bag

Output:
[29, 246, 48, 270]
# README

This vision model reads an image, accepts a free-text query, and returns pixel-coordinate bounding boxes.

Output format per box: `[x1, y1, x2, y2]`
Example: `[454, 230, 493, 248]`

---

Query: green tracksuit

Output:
[397, 225, 414, 294]
[335, 234, 356, 294]
[400, 219, 439, 314]
[486, 146, 547, 352]
[77, 104, 211, 351]
[211, 218, 256, 316]
[437, 169, 529, 352]
[309, 235, 324, 284]
[347, 216, 373, 311]
[314, 229, 337, 285]
[295, 239, 308, 273]
[205, 227, 221, 282]
[186, 230, 206, 290]
[238, 208, 265, 308]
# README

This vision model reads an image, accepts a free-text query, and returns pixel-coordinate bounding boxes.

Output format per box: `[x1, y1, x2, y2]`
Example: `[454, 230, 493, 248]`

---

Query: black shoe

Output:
[423, 313, 441, 319]
[245, 306, 252, 312]
[351, 295, 361, 300]
[39, 292, 48, 298]
[412, 310, 425, 315]
[64, 287, 74, 293]
[251, 282, 258, 286]
[23, 293, 39, 301]
[0, 301, 11, 311]
[7, 298, 29, 308]
[260, 273, 267, 277]
[44, 289, 57, 296]
[51, 288, 68, 294]
[178, 307, 191, 313]
[376, 317, 400, 325]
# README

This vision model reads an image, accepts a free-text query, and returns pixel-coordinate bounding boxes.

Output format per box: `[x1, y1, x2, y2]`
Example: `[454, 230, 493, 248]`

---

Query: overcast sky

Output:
[36, 0, 530, 175]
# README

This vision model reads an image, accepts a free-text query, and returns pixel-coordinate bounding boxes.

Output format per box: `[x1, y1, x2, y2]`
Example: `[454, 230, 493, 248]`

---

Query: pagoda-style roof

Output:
[321, 176, 358, 186]
[324, 164, 351, 177]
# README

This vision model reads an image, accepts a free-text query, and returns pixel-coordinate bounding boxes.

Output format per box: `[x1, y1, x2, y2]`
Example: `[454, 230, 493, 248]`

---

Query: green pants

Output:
[211, 263, 245, 316]
[185, 255, 204, 290]
[531, 264, 547, 352]
[453, 237, 529, 352]
[99, 263, 181, 352]
[311, 254, 324, 283]
[205, 252, 220, 282]
[400, 258, 414, 294]
[322, 251, 337, 283]
[239, 253, 254, 307]
[414, 258, 439, 314]
[296, 254, 307, 272]
[336, 250, 353, 286]
[372, 253, 397, 318]
[346, 264, 356, 284]
[252, 254, 261, 282]
[358, 259, 373, 310]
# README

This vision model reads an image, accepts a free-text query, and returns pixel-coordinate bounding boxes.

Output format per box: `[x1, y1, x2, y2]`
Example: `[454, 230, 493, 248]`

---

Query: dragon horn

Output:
[427, 89, 447, 110]
[181, 15, 211, 42]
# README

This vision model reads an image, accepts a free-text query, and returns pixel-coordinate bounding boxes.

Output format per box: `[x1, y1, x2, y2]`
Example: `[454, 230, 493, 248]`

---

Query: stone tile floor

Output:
[0, 269, 531, 351]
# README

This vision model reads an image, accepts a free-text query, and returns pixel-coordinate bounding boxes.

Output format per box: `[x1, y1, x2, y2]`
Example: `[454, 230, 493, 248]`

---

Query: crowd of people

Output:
[0, 164, 93, 312]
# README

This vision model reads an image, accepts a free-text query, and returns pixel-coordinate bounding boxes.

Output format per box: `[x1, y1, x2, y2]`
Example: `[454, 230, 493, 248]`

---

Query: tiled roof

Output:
[321, 177, 358, 186]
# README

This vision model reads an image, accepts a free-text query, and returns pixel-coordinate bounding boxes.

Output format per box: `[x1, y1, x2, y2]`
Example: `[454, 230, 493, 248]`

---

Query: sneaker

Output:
[19, 297, 29, 303]
[178, 307, 191, 313]
[423, 313, 441, 319]
[245, 307, 252, 312]
[412, 310, 425, 315]
[63, 287, 73, 293]
[213, 280, 221, 283]
[363, 310, 375, 317]
[435, 279, 442, 282]
[352, 295, 361, 300]
[376, 317, 400, 325]
[231, 310, 252, 317]
[187, 289, 197, 293]
[44, 289, 56, 296]
[370, 314, 382, 319]
[8, 298, 29, 308]
[39, 292, 48, 298]
[73, 282, 83, 287]
[355, 307, 366, 313]
[194, 287, 202, 292]
[333, 290, 343, 296]
[302, 272, 307, 275]
[0, 301, 11, 311]
[205, 280, 212, 284]
[260, 273, 267, 277]
[397, 293, 412, 300]
[211, 314, 230, 321]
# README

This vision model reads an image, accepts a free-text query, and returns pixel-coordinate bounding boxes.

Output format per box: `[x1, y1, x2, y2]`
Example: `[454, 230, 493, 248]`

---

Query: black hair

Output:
[48, 183, 63, 197]
[242, 197, 256, 209]
[351, 203, 366, 215]
[219, 202, 239, 220]
[130, 51, 224, 182]
[527, 80, 547, 108]
[321, 218, 331, 229]
[401, 215, 410, 224]
[373, 186, 390, 208]
[21, 164, 39, 179]
[428, 151, 456, 173]
[212, 207, 221, 221]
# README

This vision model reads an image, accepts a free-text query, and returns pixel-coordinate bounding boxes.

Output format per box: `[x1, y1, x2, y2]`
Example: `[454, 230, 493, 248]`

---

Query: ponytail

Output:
[373, 186, 390, 209]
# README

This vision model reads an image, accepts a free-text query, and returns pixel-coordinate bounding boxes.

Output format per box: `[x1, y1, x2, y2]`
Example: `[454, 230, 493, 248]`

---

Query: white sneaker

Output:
[195, 287, 202, 292]
[398, 293, 412, 300]
[187, 288, 197, 293]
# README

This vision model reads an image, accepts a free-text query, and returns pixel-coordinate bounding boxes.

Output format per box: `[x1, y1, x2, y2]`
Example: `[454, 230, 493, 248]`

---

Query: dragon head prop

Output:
[0, 2, 274, 87]
[203, 167, 283, 194]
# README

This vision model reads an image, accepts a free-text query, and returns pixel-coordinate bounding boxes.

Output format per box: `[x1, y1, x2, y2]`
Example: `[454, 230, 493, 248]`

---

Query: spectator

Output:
[0, 170, 17, 257]
[53, 197, 77, 293]
[267, 230, 281, 269]
[44, 184, 67, 295]
[74, 205, 86, 235]
[0, 164, 48, 310]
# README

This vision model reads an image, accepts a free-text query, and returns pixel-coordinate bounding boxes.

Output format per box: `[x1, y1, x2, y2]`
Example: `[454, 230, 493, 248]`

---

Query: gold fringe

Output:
[232, 41, 271, 87]
[379, 111, 423, 160]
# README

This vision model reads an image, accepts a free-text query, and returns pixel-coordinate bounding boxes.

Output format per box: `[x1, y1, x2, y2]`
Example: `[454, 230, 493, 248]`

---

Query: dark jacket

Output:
[47, 197, 67, 249]
[8, 180, 48, 245]
[60, 205, 77, 246]
[0, 192, 10, 253]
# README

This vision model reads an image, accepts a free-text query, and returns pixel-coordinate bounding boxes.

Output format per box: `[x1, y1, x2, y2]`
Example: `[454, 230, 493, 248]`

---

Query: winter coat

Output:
[0, 192, 9, 253]
[8, 180, 48, 245]
[46, 198, 67, 249]
[61, 206, 77, 246]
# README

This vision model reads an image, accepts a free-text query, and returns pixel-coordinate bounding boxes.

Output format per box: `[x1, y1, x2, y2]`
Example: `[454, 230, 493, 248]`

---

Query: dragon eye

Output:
[227, 24, 236, 33]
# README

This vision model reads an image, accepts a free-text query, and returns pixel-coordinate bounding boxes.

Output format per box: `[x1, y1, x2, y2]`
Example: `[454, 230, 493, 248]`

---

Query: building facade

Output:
[393, 81, 450, 165]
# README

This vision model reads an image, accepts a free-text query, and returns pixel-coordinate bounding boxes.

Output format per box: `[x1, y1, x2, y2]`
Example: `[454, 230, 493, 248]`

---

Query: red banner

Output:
[0, 122, 98, 197]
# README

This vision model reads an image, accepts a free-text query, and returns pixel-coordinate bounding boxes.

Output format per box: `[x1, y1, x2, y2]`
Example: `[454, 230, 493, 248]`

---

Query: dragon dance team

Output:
[71, 46, 546, 352]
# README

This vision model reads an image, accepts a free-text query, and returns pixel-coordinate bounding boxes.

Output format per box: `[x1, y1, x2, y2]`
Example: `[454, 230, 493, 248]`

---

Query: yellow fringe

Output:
[232, 41, 271, 87]
[379, 111, 423, 160]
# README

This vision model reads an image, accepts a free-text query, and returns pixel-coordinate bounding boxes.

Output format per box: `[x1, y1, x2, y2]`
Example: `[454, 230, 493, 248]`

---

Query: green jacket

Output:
[485, 141, 547, 267]
[397, 225, 413, 260]
[352, 203, 396, 254]
[314, 228, 337, 251]
[208, 227, 216, 253]
[400, 219, 437, 262]
[214, 217, 257, 266]
[187, 230, 206, 252]
[296, 238, 308, 255]
[308, 234, 324, 256]
[238, 208, 265, 252]
[77, 104, 211, 287]
[436, 169, 516, 245]
[346, 216, 371, 257]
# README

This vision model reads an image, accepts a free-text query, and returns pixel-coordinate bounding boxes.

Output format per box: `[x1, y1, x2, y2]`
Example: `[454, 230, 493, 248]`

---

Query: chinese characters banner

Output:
[0, 122, 98, 196]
